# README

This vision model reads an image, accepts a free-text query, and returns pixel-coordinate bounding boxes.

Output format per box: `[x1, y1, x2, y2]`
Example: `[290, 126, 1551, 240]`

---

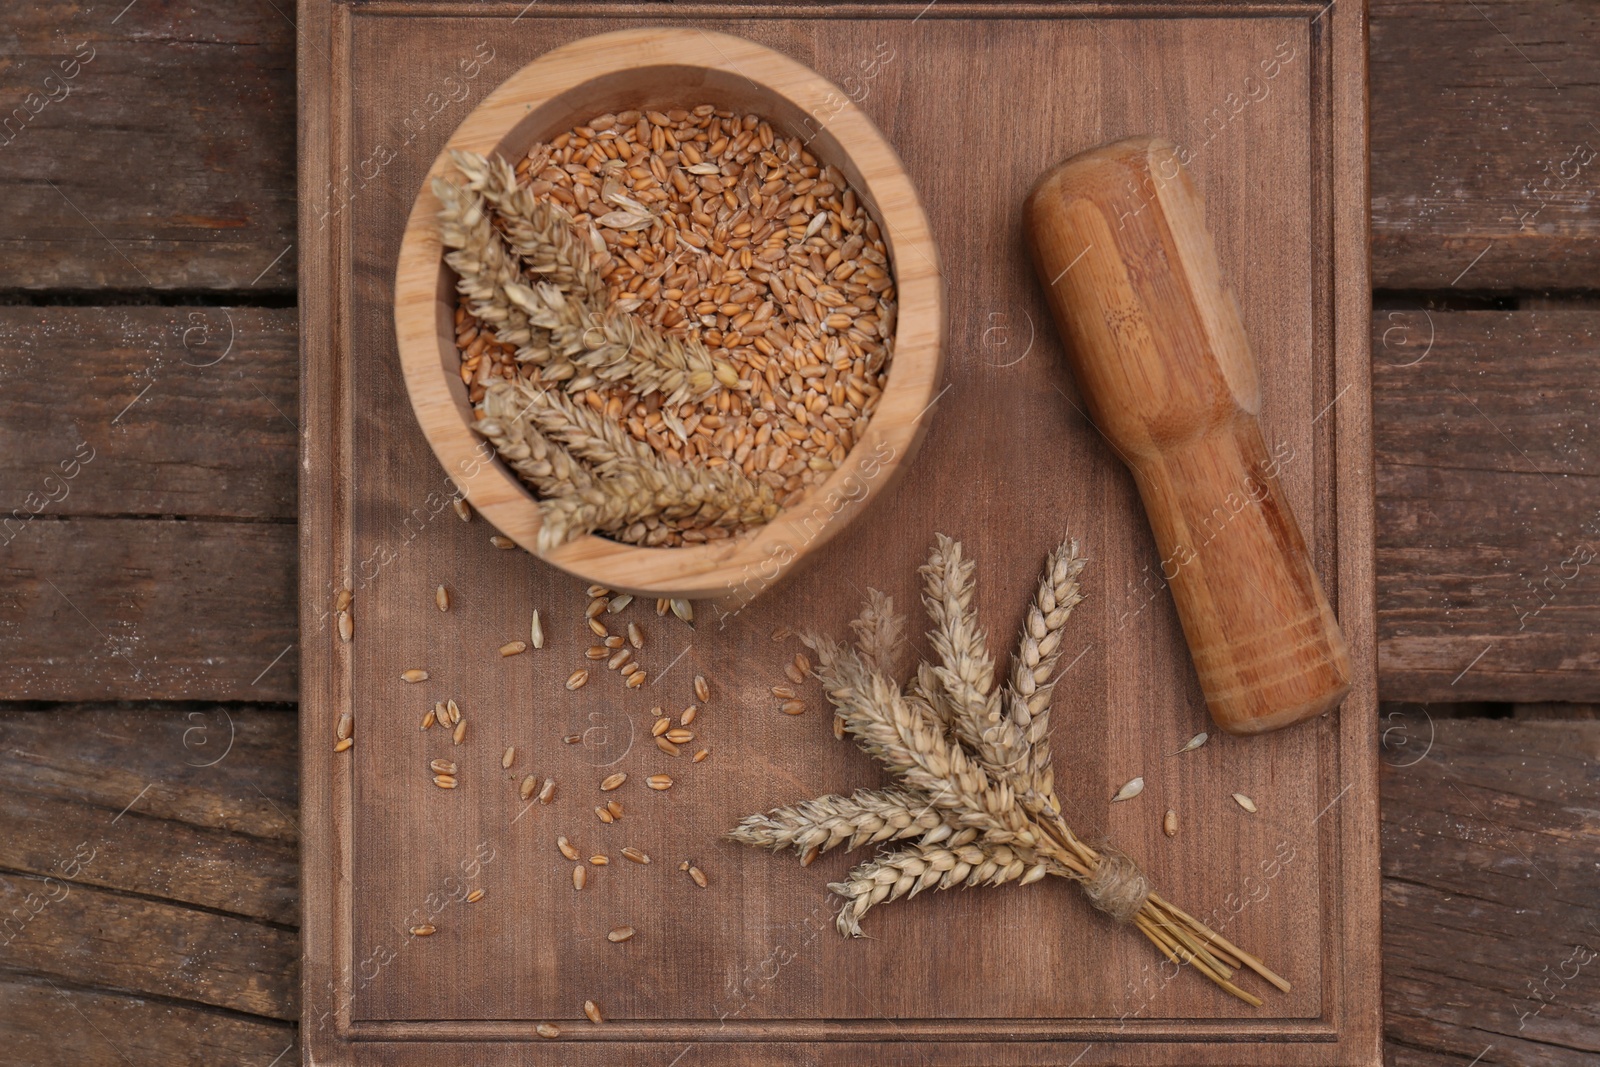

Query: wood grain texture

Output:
[0, 705, 298, 924]
[0, 307, 298, 520]
[302, 5, 1376, 1063]
[0, 518, 297, 702]
[0, 1, 295, 290]
[1380, 715, 1600, 1066]
[1369, 0, 1600, 291]
[0, 706, 300, 1060]
[393, 27, 944, 597]
[0, 973, 296, 1067]
[1374, 310, 1600, 702]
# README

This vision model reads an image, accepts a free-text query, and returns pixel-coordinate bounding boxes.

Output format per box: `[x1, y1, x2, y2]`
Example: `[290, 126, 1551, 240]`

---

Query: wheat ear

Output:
[804, 633, 1037, 848]
[475, 387, 595, 499]
[727, 788, 949, 860]
[850, 588, 908, 679]
[448, 150, 606, 306]
[1000, 536, 1086, 809]
[920, 535, 1032, 783]
[433, 176, 540, 351]
[479, 380, 778, 548]
[829, 841, 1060, 936]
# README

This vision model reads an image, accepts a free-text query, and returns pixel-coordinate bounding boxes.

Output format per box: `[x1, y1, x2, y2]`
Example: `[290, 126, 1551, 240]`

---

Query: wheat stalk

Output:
[731, 534, 1289, 1007]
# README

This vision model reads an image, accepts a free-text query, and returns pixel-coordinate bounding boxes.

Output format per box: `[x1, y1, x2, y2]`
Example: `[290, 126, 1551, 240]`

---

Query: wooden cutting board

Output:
[297, 2, 1377, 1063]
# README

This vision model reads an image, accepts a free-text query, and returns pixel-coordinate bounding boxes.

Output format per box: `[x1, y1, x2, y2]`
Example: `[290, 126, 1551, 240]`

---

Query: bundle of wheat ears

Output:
[434, 107, 897, 550]
[435, 150, 780, 550]
[730, 534, 1290, 1006]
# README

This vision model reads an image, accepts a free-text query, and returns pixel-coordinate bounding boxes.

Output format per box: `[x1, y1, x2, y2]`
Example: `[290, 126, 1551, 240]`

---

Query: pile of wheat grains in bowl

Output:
[433, 104, 898, 550]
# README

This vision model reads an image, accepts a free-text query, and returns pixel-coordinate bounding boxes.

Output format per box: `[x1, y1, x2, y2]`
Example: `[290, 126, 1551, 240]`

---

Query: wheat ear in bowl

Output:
[435, 105, 898, 551]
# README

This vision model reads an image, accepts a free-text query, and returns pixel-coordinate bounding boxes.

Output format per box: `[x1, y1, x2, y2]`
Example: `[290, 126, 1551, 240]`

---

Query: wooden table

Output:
[0, 2, 1594, 1063]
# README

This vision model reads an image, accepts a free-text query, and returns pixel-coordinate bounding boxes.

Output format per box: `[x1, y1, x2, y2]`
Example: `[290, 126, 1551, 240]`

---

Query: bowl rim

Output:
[394, 27, 944, 601]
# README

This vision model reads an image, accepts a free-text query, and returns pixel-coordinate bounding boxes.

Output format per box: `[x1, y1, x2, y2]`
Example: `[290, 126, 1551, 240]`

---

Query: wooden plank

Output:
[0, 307, 297, 521]
[0, 973, 295, 1067]
[301, 6, 1377, 1064]
[1374, 310, 1600, 702]
[0, 1, 295, 290]
[1380, 714, 1600, 1065]
[0, 869, 295, 1018]
[0, 518, 297, 702]
[1370, 0, 1600, 290]
[0, 706, 297, 924]
[0, 705, 299, 1062]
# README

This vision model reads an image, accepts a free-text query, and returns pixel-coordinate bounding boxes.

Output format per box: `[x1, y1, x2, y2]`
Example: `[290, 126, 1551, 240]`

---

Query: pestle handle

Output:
[1024, 136, 1350, 735]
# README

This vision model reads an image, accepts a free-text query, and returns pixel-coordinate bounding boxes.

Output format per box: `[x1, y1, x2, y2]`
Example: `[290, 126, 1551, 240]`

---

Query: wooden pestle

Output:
[1024, 136, 1350, 735]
